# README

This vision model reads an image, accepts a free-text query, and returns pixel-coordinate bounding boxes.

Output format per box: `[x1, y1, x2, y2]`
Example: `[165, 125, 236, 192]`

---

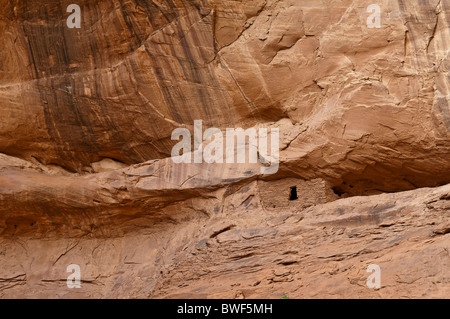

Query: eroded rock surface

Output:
[0, 0, 449, 298]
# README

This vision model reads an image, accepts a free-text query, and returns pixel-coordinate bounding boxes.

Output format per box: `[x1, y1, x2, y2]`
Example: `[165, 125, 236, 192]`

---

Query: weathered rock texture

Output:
[0, 0, 449, 298]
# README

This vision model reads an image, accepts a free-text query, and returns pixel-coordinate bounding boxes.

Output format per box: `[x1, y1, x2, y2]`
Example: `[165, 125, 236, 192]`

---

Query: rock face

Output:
[0, 0, 449, 298]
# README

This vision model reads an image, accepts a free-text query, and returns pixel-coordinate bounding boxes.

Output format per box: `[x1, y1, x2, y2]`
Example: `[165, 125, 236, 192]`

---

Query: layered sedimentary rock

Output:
[0, 0, 449, 298]
[1, 179, 449, 298]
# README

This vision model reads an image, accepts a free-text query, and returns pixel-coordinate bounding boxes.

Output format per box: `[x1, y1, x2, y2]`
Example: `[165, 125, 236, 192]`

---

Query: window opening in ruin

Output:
[289, 186, 298, 201]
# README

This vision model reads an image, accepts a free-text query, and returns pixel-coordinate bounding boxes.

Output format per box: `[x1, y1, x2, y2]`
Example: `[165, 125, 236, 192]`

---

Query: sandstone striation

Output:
[0, 0, 449, 298]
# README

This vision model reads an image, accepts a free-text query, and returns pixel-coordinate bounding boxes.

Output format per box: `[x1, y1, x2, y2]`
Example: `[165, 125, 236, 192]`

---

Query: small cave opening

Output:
[289, 186, 298, 201]
[332, 186, 345, 197]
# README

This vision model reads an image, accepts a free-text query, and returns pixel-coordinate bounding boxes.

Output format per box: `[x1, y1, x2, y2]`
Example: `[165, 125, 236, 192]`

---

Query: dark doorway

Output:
[289, 186, 298, 201]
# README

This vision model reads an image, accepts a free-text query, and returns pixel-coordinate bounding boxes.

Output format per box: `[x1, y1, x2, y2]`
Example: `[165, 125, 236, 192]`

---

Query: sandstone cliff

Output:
[0, 0, 449, 298]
